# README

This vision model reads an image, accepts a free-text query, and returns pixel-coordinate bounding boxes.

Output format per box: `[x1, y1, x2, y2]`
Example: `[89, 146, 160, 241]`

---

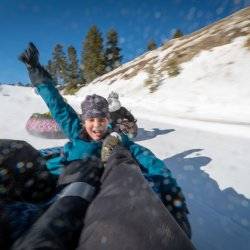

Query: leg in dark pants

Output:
[78, 146, 195, 250]
[11, 157, 103, 250]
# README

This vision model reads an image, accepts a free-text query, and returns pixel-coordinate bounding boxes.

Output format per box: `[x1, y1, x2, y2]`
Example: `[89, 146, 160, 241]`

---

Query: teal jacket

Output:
[36, 83, 188, 214]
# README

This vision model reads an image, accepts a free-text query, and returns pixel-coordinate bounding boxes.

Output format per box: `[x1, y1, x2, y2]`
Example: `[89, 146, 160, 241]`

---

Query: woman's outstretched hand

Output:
[18, 42, 40, 69]
[18, 42, 53, 86]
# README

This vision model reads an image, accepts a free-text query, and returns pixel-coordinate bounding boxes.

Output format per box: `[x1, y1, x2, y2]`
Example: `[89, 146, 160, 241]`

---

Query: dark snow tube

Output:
[2, 144, 195, 250]
[26, 116, 66, 139]
[0, 139, 57, 202]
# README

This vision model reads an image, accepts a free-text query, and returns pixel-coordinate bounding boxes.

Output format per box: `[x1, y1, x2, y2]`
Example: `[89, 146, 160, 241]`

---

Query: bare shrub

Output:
[144, 64, 159, 93]
[163, 58, 181, 77]
[244, 37, 250, 50]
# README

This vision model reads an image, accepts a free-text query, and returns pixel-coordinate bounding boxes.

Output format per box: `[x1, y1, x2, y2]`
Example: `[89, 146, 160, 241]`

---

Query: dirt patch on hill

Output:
[98, 56, 157, 83]
[159, 7, 250, 74]
[245, 37, 250, 50]
[159, 28, 249, 75]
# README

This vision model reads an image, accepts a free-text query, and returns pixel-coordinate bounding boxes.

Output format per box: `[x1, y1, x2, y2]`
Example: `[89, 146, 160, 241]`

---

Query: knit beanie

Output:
[81, 94, 110, 120]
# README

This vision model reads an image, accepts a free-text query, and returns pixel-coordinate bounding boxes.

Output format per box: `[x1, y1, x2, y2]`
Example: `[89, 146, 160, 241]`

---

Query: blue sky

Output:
[0, 0, 249, 83]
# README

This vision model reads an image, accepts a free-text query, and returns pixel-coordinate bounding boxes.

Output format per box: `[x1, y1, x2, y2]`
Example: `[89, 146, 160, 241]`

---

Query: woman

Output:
[8, 42, 191, 238]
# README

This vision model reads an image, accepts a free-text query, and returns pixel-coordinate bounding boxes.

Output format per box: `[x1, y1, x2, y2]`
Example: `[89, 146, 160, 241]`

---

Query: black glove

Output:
[18, 42, 40, 68]
[19, 42, 52, 86]
[57, 158, 104, 202]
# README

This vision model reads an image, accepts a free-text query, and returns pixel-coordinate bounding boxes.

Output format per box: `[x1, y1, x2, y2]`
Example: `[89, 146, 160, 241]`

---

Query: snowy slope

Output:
[74, 36, 250, 133]
[1, 7, 250, 250]
[0, 85, 68, 148]
[1, 84, 250, 250]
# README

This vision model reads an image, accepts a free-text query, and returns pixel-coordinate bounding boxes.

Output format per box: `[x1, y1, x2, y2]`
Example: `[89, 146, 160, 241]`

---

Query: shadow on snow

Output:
[134, 128, 175, 142]
[164, 149, 250, 250]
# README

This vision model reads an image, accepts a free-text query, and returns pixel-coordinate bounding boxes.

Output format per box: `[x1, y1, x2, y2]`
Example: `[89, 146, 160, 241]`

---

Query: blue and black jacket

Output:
[36, 82, 189, 216]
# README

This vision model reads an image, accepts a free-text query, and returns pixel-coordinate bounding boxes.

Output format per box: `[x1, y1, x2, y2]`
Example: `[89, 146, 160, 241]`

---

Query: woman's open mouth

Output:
[92, 129, 104, 136]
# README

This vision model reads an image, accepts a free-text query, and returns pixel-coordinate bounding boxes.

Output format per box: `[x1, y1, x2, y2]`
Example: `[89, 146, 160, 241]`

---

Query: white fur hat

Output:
[107, 92, 121, 112]
[108, 91, 119, 100]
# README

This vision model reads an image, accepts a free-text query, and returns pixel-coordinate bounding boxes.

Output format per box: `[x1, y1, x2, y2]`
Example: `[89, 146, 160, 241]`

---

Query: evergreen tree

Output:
[52, 44, 68, 86]
[66, 45, 79, 90]
[46, 59, 57, 84]
[46, 59, 53, 74]
[78, 67, 86, 87]
[172, 29, 183, 39]
[147, 39, 157, 51]
[82, 25, 106, 83]
[104, 28, 122, 72]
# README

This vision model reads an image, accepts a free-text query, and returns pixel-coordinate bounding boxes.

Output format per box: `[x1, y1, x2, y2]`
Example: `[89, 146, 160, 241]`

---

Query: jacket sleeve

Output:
[128, 141, 189, 214]
[120, 107, 136, 122]
[36, 82, 82, 139]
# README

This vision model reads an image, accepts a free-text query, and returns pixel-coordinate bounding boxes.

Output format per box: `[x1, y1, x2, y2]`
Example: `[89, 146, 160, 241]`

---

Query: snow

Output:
[0, 85, 68, 148]
[1, 36, 250, 249]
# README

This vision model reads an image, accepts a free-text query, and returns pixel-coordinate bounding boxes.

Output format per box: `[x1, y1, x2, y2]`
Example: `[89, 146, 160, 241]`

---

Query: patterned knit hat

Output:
[81, 94, 110, 120]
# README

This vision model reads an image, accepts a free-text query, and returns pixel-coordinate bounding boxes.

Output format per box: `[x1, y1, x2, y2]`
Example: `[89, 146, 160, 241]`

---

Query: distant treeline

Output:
[46, 25, 122, 94]
[45, 26, 183, 94]
[2, 27, 183, 92]
[0, 82, 31, 87]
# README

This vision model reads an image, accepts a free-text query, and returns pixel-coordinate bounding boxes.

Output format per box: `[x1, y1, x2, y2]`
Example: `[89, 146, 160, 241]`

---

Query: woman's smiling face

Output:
[84, 117, 109, 141]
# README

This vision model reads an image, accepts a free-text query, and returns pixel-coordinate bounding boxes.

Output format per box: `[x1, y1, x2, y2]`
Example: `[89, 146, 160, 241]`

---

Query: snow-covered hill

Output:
[73, 7, 250, 127]
[0, 7, 250, 250]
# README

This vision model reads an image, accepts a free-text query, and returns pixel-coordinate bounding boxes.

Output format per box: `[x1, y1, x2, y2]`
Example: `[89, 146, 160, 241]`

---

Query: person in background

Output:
[107, 91, 138, 138]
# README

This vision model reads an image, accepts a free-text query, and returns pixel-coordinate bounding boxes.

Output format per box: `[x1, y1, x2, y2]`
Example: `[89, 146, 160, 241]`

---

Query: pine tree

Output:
[52, 44, 68, 86]
[147, 39, 157, 51]
[46, 59, 53, 74]
[78, 67, 86, 87]
[66, 45, 79, 90]
[172, 29, 183, 39]
[104, 28, 122, 72]
[46, 59, 57, 84]
[82, 25, 106, 83]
